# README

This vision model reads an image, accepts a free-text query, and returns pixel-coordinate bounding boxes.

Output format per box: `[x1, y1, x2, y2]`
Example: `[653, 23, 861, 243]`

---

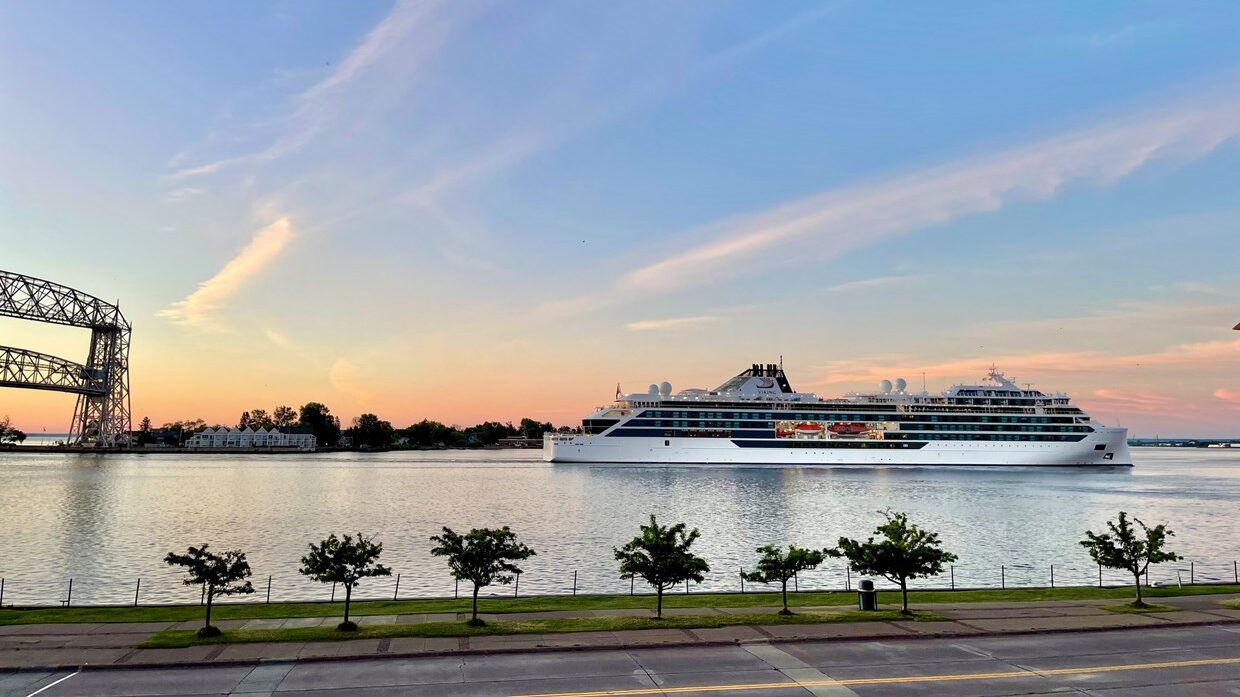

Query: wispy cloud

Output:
[264, 328, 296, 350]
[169, 0, 463, 181]
[1216, 388, 1240, 403]
[625, 316, 717, 331]
[1155, 281, 1231, 296]
[329, 358, 374, 405]
[807, 338, 1240, 387]
[618, 93, 1240, 296]
[823, 275, 921, 293]
[159, 217, 293, 328]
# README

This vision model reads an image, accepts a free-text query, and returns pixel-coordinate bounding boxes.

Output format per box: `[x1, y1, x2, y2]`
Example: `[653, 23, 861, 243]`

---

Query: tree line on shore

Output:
[134, 402, 576, 449]
[0, 415, 26, 445]
[167, 509, 1178, 637]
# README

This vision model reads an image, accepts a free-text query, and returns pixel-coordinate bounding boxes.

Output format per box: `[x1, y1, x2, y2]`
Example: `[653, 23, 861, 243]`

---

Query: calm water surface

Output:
[0, 447, 1238, 605]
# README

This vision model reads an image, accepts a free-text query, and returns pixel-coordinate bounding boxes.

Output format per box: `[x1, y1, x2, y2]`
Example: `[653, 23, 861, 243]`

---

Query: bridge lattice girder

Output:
[0, 269, 131, 446]
[0, 346, 107, 395]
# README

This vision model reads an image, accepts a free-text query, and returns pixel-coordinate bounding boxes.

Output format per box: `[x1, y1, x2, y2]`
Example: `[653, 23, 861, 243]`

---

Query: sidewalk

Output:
[2, 593, 1238, 672]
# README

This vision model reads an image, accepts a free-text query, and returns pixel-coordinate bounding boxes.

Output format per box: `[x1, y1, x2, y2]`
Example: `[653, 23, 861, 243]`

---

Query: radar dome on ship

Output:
[648, 384, 659, 395]
[659, 381, 672, 396]
[880, 379, 893, 394]
[895, 377, 907, 393]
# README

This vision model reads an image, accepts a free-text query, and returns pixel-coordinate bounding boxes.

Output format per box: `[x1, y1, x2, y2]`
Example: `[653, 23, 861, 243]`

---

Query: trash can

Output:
[857, 579, 878, 611]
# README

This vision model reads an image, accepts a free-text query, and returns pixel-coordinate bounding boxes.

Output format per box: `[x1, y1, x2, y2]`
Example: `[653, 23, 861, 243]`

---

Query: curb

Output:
[2, 615, 1238, 674]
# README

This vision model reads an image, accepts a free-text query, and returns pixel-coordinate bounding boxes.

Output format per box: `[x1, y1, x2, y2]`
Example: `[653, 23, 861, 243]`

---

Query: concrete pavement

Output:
[5, 622, 1240, 696]
[1, 593, 1238, 672]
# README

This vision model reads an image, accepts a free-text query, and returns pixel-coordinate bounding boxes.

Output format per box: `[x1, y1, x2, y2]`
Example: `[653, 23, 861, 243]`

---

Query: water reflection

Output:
[0, 448, 1235, 605]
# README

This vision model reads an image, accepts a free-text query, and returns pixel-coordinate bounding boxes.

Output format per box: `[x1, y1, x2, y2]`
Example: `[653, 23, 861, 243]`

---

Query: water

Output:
[0, 447, 1237, 606]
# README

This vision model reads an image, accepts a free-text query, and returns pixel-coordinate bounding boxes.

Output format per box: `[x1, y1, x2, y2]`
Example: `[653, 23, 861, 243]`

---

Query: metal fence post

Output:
[794, 571, 799, 593]
[393, 574, 401, 601]
[331, 583, 336, 602]
[1190, 561, 1194, 585]
[1099, 564, 1103, 588]
[514, 572, 519, 597]
[950, 566, 954, 590]
[266, 576, 272, 604]
[740, 568, 745, 593]
[1, 577, 5, 607]
[66, 578, 73, 607]
[846, 567, 851, 591]
[1001, 565, 1005, 590]
[134, 578, 141, 607]
[572, 570, 577, 596]
[455, 578, 459, 599]
[685, 579, 689, 595]
[1235, 560, 1238, 585]
[1050, 565, 1054, 589]
[630, 575, 635, 596]
[201, 584, 205, 605]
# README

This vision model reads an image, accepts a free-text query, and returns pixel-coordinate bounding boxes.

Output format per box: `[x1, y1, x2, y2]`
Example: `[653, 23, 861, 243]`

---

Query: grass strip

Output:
[141, 609, 944, 648]
[6, 584, 1238, 626]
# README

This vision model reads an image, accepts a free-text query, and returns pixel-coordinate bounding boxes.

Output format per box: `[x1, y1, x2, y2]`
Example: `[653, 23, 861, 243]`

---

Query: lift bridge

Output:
[0, 270, 131, 447]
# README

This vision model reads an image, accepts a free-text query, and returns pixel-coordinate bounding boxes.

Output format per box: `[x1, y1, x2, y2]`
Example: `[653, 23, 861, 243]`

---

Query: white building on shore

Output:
[186, 427, 316, 450]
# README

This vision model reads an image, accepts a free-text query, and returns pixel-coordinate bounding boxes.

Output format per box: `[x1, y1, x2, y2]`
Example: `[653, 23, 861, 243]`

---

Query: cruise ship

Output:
[545, 363, 1131, 466]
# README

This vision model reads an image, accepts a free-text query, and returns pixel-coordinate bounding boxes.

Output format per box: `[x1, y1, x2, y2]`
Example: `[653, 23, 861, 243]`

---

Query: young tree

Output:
[742, 545, 826, 615]
[237, 411, 252, 430]
[1080, 511, 1181, 608]
[429, 526, 536, 625]
[613, 515, 711, 619]
[164, 544, 254, 637]
[829, 510, 957, 615]
[299, 533, 391, 630]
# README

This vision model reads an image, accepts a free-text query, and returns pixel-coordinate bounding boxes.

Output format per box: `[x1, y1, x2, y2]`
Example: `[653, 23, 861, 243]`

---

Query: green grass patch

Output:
[1100, 602, 1180, 614]
[6, 584, 1239, 626]
[141, 609, 944, 649]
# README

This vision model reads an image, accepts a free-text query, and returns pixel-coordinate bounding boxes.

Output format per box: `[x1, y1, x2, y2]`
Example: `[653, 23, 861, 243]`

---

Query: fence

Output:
[2, 558, 1237, 609]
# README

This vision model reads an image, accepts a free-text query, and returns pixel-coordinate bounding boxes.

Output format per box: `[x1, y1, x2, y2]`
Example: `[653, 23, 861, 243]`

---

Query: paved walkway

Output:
[2, 594, 1238, 672]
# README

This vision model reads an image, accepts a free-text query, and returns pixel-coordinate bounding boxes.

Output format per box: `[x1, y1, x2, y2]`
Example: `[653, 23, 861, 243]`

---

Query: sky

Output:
[1, 0, 1238, 437]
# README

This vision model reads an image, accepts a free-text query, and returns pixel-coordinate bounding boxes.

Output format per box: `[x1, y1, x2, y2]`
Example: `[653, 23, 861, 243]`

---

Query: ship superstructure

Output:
[545, 363, 1131, 466]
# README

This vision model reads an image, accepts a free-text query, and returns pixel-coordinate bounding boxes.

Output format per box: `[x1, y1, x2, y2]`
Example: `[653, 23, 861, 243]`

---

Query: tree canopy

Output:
[0, 416, 26, 445]
[614, 515, 710, 618]
[298, 402, 342, 447]
[164, 544, 254, 636]
[829, 509, 957, 614]
[299, 533, 391, 629]
[1080, 511, 1180, 607]
[742, 545, 826, 614]
[349, 413, 395, 448]
[429, 526, 536, 624]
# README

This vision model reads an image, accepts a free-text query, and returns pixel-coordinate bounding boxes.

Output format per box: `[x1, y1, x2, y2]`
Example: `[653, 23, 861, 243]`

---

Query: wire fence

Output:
[2, 558, 1237, 609]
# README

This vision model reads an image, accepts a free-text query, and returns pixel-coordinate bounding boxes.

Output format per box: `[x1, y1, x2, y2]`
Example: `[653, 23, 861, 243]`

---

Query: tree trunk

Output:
[900, 578, 909, 614]
[204, 587, 213, 630]
[472, 584, 480, 623]
[781, 579, 790, 614]
[344, 584, 352, 623]
[656, 586, 664, 619]
[1134, 570, 1145, 607]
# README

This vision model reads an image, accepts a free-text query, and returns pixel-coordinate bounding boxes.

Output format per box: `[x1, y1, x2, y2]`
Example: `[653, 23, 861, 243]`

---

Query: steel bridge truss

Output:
[0, 270, 132, 446]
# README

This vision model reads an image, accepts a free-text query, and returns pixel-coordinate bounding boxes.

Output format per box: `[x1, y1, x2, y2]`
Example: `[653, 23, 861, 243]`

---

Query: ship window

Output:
[665, 440, 670, 446]
[1094, 444, 1106, 450]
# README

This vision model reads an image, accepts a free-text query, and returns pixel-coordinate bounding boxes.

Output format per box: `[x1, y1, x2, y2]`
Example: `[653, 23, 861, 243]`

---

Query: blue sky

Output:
[2, 1, 1238, 435]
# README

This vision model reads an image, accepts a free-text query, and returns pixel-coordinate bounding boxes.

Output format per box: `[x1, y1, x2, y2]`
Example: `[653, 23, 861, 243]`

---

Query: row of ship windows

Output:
[634, 420, 1090, 433]
[606, 428, 1087, 442]
[634, 414, 1081, 425]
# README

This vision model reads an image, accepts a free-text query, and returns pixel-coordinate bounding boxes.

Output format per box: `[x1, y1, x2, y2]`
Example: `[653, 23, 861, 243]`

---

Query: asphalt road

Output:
[4, 623, 1240, 697]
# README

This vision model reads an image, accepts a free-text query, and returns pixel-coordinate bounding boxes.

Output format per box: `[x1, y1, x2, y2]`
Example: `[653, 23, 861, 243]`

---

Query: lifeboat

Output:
[828, 422, 868, 436]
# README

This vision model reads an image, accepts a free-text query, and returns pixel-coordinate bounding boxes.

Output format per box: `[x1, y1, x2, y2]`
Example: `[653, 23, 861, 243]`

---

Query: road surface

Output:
[4, 623, 1240, 696]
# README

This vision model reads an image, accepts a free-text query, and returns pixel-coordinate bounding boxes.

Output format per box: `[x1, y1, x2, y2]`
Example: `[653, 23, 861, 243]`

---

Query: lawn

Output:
[141, 609, 943, 648]
[4, 584, 1238, 626]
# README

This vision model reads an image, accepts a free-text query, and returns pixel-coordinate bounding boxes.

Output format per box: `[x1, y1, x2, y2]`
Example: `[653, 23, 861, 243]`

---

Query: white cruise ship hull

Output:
[546, 427, 1131, 466]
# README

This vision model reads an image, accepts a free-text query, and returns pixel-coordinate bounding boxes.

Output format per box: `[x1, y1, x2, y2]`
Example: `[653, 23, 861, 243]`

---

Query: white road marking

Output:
[25, 669, 80, 697]
[741, 643, 860, 697]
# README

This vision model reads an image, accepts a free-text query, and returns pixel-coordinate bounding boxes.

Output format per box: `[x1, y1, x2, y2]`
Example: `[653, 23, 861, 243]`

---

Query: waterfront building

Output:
[185, 426, 316, 450]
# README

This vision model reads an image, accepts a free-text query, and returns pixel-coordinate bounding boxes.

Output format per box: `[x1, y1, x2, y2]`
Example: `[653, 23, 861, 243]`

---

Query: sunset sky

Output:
[2, 1, 1238, 437]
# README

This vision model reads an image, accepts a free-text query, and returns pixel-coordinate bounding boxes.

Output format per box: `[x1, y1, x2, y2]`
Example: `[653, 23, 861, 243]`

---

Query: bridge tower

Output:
[0, 270, 132, 447]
